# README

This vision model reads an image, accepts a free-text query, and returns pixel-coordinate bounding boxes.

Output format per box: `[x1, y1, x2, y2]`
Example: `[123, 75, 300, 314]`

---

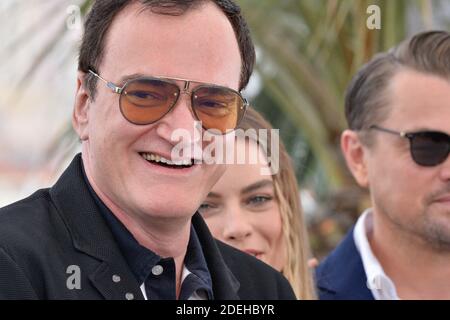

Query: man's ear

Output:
[340, 129, 369, 188]
[72, 71, 90, 141]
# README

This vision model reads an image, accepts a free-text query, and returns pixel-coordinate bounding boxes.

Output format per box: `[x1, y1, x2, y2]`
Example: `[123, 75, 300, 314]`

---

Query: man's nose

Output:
[155, 92, 201, 146]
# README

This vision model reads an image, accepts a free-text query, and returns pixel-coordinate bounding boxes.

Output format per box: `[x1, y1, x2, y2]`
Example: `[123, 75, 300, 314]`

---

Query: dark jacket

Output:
[0, 154, 295, 300]
[315, 228, 374, 300]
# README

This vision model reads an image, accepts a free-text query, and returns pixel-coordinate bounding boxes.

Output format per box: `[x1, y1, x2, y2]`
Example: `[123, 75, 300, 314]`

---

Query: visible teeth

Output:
[141, 153, 192, 166]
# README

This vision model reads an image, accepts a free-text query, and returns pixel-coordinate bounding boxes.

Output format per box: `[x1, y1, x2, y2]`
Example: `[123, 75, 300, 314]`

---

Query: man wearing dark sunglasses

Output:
[316, 30, 450, 300]
[0, 0, 295, 300]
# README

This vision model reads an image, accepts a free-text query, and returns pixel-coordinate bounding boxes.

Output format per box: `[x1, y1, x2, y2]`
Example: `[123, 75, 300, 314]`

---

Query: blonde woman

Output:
[199, 108, 316, 299]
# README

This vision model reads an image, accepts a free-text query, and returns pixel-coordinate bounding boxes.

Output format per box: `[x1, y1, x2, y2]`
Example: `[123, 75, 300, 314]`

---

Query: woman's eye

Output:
[198, 202, 218, 215]
[247, 195, 273, 206]
[199, 203, 213, 210]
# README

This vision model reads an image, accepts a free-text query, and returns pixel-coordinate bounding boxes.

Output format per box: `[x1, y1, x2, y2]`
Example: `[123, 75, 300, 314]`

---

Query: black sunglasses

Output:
[88, 70, 248, 134]
[369, 125, 450, 167]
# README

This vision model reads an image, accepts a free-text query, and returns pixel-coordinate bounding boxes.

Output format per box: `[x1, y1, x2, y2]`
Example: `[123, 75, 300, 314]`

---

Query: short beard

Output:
[379, 202, 450, 252]
[421, 213, 450, 252]
[420, 184, 450, 251]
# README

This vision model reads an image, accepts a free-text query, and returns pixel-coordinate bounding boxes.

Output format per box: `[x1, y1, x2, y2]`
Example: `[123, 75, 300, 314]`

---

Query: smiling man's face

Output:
[355, 69, 450, 248]
[73, 2, 242, 220]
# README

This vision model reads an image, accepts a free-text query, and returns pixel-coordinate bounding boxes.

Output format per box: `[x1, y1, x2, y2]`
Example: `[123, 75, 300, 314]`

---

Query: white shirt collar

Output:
[353, 209, 400, 300]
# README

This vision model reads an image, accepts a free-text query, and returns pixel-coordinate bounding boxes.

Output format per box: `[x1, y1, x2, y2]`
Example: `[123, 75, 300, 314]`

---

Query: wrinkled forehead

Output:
[100, 1, 242, 90]
[382, 69, 450, 132]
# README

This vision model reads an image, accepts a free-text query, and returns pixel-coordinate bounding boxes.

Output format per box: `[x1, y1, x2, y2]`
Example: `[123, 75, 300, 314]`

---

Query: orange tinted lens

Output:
[192, 86, 244, 133]
[120, 78, 179, 125]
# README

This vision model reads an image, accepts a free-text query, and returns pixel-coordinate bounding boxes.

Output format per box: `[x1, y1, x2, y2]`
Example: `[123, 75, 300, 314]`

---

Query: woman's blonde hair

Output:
[237, 107, 316, 299]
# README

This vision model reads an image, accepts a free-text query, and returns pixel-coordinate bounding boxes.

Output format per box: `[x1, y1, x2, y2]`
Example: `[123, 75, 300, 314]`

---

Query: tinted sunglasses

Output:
[88, 70, 248, 134]
[370, 125, 450, 166]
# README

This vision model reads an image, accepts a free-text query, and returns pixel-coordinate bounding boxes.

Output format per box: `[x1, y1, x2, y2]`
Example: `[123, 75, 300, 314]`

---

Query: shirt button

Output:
[112, 275, 121, 283]
[152, 265, 163, 276]
[125, 293, 134, 300]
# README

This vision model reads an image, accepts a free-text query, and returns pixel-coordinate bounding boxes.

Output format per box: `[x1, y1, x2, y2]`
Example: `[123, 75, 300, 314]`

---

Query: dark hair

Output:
[345, 30, 450, 141]
[78, 0, 255, 98]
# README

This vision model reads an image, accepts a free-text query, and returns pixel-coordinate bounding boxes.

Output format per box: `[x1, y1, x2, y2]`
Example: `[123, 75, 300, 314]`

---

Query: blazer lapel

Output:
[49, 154, 144, 300]
[89, 261, 144, 300]
[316, 228, 374, 300]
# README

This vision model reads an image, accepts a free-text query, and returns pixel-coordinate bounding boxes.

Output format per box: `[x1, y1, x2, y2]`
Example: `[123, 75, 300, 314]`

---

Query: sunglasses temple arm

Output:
[88, 69, 123, 94]
[371, 125, 407, 138]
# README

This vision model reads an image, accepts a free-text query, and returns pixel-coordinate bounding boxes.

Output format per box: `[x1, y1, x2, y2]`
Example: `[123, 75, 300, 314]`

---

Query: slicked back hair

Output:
[345, 30, 450, 144]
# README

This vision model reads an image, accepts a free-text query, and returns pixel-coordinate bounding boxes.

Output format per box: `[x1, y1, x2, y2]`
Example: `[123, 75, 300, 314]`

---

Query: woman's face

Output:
[199, 140, 286, 271]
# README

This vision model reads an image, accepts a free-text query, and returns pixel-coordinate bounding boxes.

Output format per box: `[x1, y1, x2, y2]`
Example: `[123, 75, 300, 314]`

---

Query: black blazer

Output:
[0, 154, 295, 300]
[315, 228, 374, 300]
